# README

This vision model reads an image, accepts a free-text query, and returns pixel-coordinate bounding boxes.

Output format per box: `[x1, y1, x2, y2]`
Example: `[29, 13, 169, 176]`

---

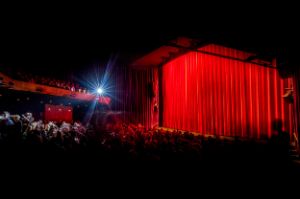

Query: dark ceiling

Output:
[1, 4, 299, 76]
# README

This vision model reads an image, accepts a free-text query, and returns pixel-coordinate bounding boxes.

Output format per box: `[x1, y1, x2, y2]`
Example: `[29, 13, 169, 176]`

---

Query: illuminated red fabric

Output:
[44, 104, 73, 123]
[98, 97, 111, 105]
[295, 68, 300, 140]
[162, 45, 293, 138]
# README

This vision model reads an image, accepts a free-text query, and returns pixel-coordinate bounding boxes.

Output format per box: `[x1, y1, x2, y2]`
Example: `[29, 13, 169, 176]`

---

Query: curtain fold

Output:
[294, 69, 300, 143]
[112, 66, 159, 129]
[162, 45, 293, 139]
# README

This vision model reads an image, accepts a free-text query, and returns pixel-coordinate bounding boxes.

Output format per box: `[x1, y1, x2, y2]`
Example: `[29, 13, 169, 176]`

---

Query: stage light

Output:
[97, 88, 103, 94]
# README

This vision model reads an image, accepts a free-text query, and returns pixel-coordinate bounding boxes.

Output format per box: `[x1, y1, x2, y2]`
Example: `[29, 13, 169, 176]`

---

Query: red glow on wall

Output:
[162, 45, 293, 138]
[44, 104, 73, 123]
[98, 97, 111, 105]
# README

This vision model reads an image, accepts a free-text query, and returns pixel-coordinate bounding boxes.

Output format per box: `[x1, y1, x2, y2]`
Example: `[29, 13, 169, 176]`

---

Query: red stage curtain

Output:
[162, 44, 293, 139]
[294, 68, 300, 143]
[44, 104, 73, 123]
[123, 68, 159, 129]
[112, 66, 159, 129]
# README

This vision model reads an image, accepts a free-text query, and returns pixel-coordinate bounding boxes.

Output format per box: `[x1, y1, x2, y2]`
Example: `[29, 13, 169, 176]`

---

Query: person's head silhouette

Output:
[272, 119, 283, 134]
[272, 119, 283, 135]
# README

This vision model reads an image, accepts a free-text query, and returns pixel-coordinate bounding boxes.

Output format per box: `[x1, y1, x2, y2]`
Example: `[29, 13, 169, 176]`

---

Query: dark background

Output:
[1, 3, 299, 77]
[1, 3, 300, 187]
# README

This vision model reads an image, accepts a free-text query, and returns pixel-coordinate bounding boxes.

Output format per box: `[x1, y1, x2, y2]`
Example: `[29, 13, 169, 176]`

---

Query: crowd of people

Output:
[0, 111, 86, 149]
[7, 70, 88, 92]
[0, 111, 291, 164]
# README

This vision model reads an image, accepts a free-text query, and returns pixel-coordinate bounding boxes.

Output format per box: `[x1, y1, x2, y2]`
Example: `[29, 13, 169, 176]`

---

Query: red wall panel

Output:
[44, 104, 73, 123]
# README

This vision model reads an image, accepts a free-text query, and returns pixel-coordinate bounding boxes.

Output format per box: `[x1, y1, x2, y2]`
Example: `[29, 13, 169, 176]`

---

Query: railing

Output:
[0, 72, 110, 104]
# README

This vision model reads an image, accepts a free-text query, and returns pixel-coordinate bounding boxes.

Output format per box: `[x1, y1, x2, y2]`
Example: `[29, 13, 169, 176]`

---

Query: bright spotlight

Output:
[97, 88, 103, 94]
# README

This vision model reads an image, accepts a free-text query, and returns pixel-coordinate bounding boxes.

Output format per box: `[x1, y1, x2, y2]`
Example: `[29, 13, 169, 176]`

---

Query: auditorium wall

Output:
[112, 66, 159, 129]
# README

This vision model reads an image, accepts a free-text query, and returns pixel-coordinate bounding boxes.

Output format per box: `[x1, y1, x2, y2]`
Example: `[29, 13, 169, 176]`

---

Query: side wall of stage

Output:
[111, 66, 159, 129]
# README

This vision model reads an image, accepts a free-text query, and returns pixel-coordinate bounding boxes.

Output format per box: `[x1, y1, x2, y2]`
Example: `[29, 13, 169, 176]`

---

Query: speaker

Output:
[277, 56, 295, 78]
[147, 82, 155, 98]
[277, 66, 294, 78]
